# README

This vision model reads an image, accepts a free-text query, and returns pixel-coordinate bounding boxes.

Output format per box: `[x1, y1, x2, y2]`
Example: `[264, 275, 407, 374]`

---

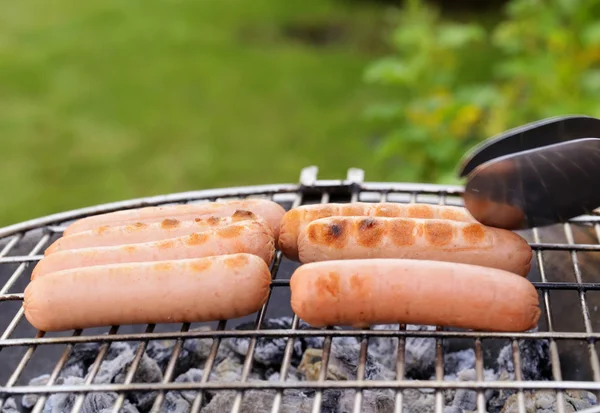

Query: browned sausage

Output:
[278, 202, 477, 260]
[32, 219, 274, 279]
[297, 216, 532, 276]
[45, 210, 267, 255]
[63, 199, 286, 241]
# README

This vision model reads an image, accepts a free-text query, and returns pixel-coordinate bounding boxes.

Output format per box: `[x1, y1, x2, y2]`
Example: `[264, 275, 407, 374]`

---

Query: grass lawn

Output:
[0, 0, 396, 227]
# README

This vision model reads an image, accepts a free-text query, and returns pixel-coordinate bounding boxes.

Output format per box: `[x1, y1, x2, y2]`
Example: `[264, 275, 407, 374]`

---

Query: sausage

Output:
[63, 199, 286, 241]
[24, 253, 271, 332]
[297, 216, 532, 276]
[45, 210, 268, 255]
[32, 219, 274, 279]
[289, 259, 541, 332]
[278, 202, 477, 261]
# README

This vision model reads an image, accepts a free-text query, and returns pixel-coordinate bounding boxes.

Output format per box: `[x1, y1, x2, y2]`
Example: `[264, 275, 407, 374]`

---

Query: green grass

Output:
[0, 0, 395, 227]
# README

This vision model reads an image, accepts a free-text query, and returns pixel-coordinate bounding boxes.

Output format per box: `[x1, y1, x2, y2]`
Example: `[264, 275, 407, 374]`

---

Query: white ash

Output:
[92, 342, 163, 412]
[163, 369, 205, 413]
[36, 377, 140, 413]
[488, 335, 554, 412]
[501, 390, 598, 413]
[224, 317, 330, 367]
[496, 336, 552, 381]
[145, 328, 236, 378]
[20, 318, 599, 413]
[1, 398, 18, 413]
[443, 349, 476, 381]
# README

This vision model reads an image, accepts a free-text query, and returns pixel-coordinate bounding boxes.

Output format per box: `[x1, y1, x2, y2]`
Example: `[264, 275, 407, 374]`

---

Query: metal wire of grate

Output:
[0, 166, 598, 413]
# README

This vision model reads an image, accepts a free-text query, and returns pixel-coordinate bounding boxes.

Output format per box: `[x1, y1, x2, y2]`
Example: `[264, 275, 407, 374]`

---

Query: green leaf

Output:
[363, 58, 416, 86]
[581, 22, 600, 46]
[436, 23, 486, 49]
[580, 69, 600, 91]
[363, 103, 405, 122]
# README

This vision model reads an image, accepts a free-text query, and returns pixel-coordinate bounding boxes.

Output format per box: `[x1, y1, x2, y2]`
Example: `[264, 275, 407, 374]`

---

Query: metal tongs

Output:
[458, 115, 600, 230]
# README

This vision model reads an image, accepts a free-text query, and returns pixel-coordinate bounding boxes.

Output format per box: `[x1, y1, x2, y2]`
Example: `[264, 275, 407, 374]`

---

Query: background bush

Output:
[364, 0, 600, 184]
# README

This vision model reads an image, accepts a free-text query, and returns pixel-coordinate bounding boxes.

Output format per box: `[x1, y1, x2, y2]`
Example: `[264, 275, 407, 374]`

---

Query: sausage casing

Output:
[24, 254, 272, 332]
[33, 219, 274, 279]
[278, 202, 477, 261]
[297, 216, 532, 276]
[290, 259, 541, 332]
[63, 199, 286, 241]
[46, 210, 267, 255]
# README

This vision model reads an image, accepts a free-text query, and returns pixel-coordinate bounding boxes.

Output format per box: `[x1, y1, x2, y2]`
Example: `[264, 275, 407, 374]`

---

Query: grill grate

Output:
[0, 166, 599, 413]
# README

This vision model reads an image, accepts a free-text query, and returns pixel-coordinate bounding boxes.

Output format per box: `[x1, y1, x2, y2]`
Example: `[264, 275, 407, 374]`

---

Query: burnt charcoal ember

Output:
[22, 374, 50, 409]
[164, 368, 206, 412]
[337, 389, 395, 413]
[146, 333, 233, 379]
[200, 389, 326, 413]
[364, 324, 439, 379]
[496, 337, 552, 381]
[92, 342, 162, 412]
[38, 376, 139, 413]
[297, 340, 395, 382]
[267, 365, 301, 382]
[402, 388, 436, 412]
[1, 398, 18, 413]
[224, 317, 328, 367]
[443, 349, 476, 380]
[500, 390, 598, 412]
[331, 337, 395, 380]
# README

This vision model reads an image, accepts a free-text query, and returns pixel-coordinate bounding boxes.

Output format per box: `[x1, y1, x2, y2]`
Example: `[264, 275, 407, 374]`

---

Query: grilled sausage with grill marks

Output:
[63, 199, 286, 241]
[24, 254, 271, 332]
[290, 259, 541, 332]
[32, 219, 274, 279]
[278, 202, 477, 261]
[45, 210, 268, 255]
[297, 216, 532, 276]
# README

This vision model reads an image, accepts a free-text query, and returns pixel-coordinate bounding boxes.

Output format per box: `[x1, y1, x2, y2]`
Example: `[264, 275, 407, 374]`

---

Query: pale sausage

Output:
[46, 210, 268, 255]
[24, 254, 272, 332]
[278, 202, 477, 261]
[297, 216, 532, 276]
[290, 259, 541, 332]
[33, 219, 274, 279]
[63, 199, 286, 240]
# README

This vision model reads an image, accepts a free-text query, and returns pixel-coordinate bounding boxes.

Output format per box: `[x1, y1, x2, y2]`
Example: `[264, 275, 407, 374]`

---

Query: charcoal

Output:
[443, 349, 475, 380]
[297, 341, 395, 382]
[267, 365, 301, 382]
[367, 324, 400, 371]
[1, 398, 18, 413]
[164, 391, 192, 413]
[224, 318, 317, 367]
[92, 342, 162, 412]
[496, 337, 552, 381]
[43, 377, 139, 413]
[22, 374, 51, 409]
[499, 389, 598, 412]
[146, 331, 238, 377]
[200, 389, 316, 413]
[337, 389, 395, 413]
[451, 369, 477, 411]
[36, 375, 139, 413]
[402, 388, 436, 412]
[164, 368, 206, 412]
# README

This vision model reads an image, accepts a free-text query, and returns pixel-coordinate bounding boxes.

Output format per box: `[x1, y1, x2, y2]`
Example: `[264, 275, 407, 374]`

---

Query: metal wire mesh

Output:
[0, 166, 598, 413]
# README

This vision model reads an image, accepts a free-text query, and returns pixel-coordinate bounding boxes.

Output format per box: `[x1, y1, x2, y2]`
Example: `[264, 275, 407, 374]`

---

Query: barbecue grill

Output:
[0, 166, 599, 413]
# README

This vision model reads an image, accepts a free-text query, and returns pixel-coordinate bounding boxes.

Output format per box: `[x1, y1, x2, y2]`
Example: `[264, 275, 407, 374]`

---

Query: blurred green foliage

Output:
[364, 0, 600, 185]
